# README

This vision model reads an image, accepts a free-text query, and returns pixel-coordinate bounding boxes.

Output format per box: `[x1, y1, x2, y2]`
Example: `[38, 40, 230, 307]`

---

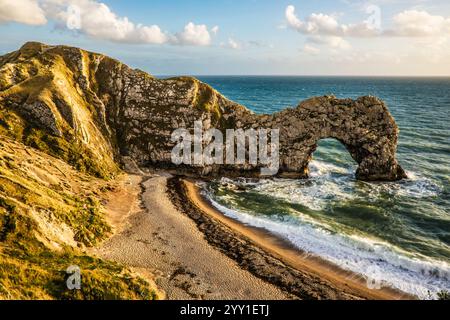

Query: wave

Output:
[247, 161, 441, 211]
[204, 193, 450, 299]
[206, 160, 448, 299]
[308, 160, 352, 177]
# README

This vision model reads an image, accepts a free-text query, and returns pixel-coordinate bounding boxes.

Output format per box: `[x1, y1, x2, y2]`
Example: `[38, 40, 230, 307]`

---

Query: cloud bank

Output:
[286, 5, 450, 38]
[286, 4, 450, 56]
[285, 5, 379, 38]
[389, 10, 450, 37]
[0, 0, 217, 46]
[0, 0, 47, 25]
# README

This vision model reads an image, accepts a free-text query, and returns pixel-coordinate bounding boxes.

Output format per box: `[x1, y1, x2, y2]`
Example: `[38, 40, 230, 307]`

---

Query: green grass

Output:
[0, 194, 151, 300]
[0, 246, 157, 300]
[193, 81, 221, 123]
[0, 106, 117, 179]
[0, 177, 156, 300]
[0, 45, 119, 180]
[0, 138, 157, 300]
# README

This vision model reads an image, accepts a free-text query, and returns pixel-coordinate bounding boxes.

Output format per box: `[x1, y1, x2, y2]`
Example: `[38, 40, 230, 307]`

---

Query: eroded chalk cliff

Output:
[0, 42, 406, 181]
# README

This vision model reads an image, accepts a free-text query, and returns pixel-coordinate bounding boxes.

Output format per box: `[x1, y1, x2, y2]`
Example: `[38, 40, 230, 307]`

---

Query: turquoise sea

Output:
[190, 76, 450, 298]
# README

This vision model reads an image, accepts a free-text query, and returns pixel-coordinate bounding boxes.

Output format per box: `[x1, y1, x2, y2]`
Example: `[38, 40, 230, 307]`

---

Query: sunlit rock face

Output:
[0, 42, 406, 181]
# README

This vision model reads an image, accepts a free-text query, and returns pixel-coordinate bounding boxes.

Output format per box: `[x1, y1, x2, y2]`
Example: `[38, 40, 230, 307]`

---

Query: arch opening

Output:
[307, 138, 358, 178]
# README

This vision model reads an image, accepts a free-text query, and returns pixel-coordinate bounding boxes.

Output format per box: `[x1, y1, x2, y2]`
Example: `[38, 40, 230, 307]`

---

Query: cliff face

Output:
[0, 42, 406, 181]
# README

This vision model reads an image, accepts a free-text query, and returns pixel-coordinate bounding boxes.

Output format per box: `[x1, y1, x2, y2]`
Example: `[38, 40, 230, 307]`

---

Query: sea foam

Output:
[204, 160, 448, 299]
[204, 194, 450, 299]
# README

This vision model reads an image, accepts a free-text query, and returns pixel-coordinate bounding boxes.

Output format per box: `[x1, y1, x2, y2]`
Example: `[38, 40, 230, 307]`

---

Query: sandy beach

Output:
[93, 172, 413, 300]
[93, 173, 292, 299]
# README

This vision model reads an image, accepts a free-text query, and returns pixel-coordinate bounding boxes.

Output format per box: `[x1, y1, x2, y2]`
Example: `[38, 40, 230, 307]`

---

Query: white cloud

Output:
[308, 35, 351, 50]
[0, 0, 47, 25]
[173, 22, 211, 46]
[303, 44, 320, 55]
[48, 0, 168, 44]
[330, 50, 402, 65]
[286, 5, 450, 39]
[227, 38, 240, 49]
[389, 10, 450, 37]
[285, 4, 450, 61]
[248, 40, 274, 49]
[221, 38, 241, 50]
[286, 5, 303, 30]
[285, 5, 379, 37]
[0, 0, 217, 46]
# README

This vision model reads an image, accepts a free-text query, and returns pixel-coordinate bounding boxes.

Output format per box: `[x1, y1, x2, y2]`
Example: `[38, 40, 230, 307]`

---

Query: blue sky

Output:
[0, 0, 450, 75]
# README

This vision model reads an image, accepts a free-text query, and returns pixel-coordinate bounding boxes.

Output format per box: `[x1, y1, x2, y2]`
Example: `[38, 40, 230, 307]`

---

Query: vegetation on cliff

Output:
[0, 42, 119, 179]
[0, 137, 156, 299]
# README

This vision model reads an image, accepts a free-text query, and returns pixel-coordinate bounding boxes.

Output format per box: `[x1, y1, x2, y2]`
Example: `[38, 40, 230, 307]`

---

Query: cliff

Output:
[0, 42, 406, 181]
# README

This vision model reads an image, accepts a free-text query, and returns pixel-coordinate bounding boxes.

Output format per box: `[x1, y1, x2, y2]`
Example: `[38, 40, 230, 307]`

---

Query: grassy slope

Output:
[0, 43, 160, 300]
[0, 42, 118, 180]
[0, 136, 156, 300]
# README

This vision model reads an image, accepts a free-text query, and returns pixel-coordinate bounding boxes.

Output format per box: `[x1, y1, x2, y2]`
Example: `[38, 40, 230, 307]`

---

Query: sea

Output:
[166, 76, 450, 299]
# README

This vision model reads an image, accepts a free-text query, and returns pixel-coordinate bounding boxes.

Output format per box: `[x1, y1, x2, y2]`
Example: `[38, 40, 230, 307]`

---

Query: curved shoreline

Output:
[168, 177, 415, 300]
[95, 174, 292, 300]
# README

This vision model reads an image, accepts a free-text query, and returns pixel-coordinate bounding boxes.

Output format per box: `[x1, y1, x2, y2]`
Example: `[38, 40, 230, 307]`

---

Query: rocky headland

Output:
[0, 42, 406, 181]
[0, 42, 407, 299]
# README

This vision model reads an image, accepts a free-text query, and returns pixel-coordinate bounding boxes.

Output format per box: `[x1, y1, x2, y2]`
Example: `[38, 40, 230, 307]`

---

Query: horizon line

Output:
[154, 74, 450, 78]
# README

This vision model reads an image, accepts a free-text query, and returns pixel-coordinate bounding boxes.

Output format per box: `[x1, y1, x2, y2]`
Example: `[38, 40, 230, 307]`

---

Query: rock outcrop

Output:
[254, 96, 407, 181]
[0, 42, 406, 181]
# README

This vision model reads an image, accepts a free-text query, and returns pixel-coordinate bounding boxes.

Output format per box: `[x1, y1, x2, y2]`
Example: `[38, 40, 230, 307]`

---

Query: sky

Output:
[0, 0, 449, 76]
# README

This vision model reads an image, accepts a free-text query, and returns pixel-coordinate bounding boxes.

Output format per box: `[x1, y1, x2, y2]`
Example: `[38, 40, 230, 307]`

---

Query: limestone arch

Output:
[275, 96, 407, 181]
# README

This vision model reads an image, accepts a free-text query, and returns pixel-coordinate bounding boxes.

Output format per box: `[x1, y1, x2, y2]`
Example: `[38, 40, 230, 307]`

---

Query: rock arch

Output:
[258, 96, 407, 181]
